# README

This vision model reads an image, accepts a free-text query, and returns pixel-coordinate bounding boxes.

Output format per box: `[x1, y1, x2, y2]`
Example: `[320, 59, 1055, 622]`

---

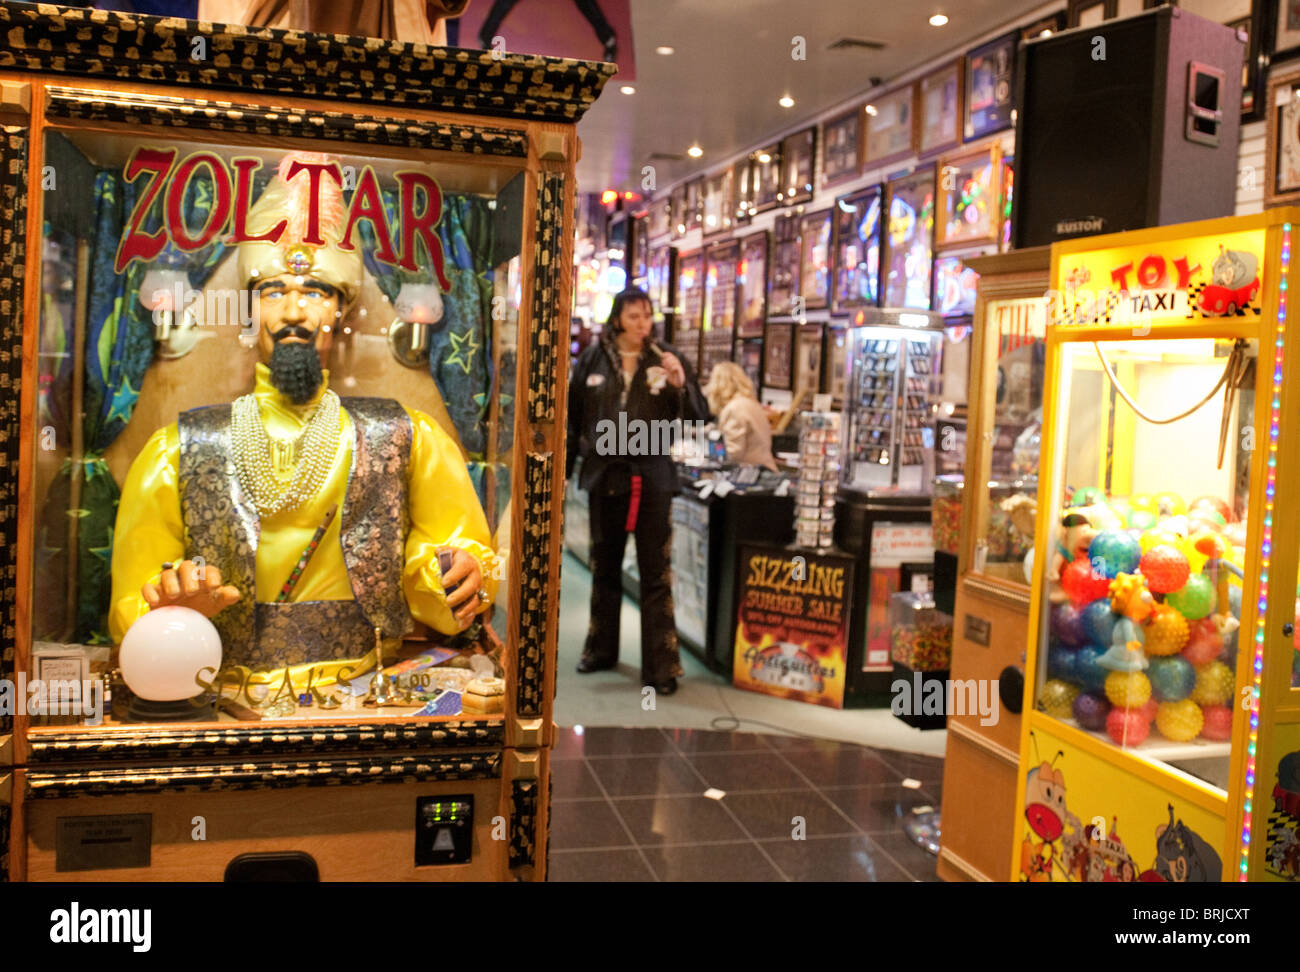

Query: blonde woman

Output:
[704, 363, 778, 471]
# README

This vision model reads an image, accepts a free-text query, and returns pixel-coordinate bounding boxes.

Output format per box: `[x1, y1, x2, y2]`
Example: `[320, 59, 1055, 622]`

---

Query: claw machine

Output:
[1011, 211, 1300, 882]
[2, 2, 609, 881]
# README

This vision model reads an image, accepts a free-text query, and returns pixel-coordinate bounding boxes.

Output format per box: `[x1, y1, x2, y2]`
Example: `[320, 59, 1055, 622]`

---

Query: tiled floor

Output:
[547, 726, 943, 882]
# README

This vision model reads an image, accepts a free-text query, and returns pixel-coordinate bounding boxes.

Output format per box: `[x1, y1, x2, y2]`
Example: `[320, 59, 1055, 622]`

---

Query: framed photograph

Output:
[763, 320, 795, 390]
[628, 212, 649, 286]
[999, 154, 1016, 252]
[865, 84, 918, 166]
[32, 646, 88, 723]
[737, 230, 769, 338]
[702, 167, 735, 237]
[1266, 66, 1300, 205]
[933, 255, 981, 317]
[647, 193, 671, 240]
[736, 337, 764, 391]
[780, 127, 817, 205]
[673, 248, 705, 371]
[917, 60, 963, 156]
[798, 209, 833, 311]
[670, 182, 689, 240]
[684, 177, 704, 235]
[1068, 0, 1112, 26]
[1020, 10, 1067, 39]
[795, 323, 825, 398]
[647, 245, 674, 315]
[733, 157, 755, 223]
[832, 185, 884, 314]
[964, 32, 1017, 141]
[883, 167, 936, 309]
[936, 143, 1003, 248]
[768, 213, 801, 317]
[752, 143, 783, 213]
[1274, 0, 1300, 64]
[821, 108, 862, 187]
[702, 239, 740, 381]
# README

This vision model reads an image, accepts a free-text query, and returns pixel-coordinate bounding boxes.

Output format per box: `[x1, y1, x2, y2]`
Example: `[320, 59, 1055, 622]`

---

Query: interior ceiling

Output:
[576, 0, 1053, 195]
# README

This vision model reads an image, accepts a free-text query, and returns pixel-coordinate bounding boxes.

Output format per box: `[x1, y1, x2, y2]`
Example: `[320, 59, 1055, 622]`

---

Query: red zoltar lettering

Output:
[113, 148, 449, 285]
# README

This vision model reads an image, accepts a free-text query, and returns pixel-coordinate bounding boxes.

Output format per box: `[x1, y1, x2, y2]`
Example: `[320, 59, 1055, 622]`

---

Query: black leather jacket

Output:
[566, 336, 709, 495]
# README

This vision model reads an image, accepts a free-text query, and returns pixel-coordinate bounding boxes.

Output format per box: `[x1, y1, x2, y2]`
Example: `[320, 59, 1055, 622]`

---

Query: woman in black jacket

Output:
[566, 287, 708, 694]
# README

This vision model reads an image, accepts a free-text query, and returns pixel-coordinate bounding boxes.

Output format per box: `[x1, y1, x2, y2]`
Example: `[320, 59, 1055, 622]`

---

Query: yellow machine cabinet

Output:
[938, 248, 1050, 882]
[1011, 211, 1300, 882]
[0, 3, 610, 881]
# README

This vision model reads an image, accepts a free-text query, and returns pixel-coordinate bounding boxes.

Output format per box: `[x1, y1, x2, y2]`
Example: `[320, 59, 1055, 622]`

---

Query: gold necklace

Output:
[230, 390, 341, 517]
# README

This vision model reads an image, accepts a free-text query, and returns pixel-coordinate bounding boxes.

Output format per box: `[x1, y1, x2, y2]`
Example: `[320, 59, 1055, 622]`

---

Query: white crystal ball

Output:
[119, 606, 223, 701]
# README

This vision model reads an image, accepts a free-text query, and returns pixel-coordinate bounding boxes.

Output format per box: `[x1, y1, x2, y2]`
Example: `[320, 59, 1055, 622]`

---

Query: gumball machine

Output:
[1011, 212, 1300, 882]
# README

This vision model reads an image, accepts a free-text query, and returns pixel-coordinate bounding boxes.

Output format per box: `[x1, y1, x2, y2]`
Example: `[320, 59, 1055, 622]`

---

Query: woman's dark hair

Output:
[607, 287, 654, 335]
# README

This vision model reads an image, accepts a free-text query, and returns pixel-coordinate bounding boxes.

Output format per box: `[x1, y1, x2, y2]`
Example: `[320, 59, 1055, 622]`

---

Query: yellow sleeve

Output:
[402, 407, 499, 634]
[109, 423, 186, 644]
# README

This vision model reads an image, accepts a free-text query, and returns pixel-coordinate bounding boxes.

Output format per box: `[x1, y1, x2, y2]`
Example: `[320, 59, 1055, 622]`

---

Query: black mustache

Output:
[271, 325, 317, 343]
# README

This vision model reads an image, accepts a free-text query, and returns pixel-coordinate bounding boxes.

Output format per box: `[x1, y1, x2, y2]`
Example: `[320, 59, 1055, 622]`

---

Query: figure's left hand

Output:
[441, 548, 485, 628]
[659, 351, 686, 388]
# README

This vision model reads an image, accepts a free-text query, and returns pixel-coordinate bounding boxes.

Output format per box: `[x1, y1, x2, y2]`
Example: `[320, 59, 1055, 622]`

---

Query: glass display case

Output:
[4, 3, 608, 882]
[842, 314, 944, 491]
[1013, 213, 1300, 883]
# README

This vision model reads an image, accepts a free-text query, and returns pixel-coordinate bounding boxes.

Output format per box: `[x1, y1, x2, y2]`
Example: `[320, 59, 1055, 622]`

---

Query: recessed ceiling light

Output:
[620, 85, 635, 94]
[758, 152, 771, 164]
[929, 13, 948, 26]
[656, 45, 675, 55]
[687, 144, 703, 158]
[779, 94, 795, 108]
[865, 104, 879, 116]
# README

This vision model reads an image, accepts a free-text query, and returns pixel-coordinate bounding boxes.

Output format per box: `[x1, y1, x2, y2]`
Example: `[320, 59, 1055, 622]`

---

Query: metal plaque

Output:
[963, 613, 991, 646]
[56, 814, 152, 872]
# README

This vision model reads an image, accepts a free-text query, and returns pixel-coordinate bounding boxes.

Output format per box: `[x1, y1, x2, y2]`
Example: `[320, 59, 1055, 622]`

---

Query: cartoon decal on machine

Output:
[1019, 733, 1222, 881]
[1266, 749, 1300, 880]
[1197, 246, 1260, 317]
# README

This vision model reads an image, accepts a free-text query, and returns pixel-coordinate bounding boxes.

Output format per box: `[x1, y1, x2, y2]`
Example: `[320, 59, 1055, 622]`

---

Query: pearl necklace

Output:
[230, 390, 341, 517]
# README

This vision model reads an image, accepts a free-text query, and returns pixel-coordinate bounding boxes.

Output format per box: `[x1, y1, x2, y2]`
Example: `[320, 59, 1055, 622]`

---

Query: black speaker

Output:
[1012, 6, 1243, 249]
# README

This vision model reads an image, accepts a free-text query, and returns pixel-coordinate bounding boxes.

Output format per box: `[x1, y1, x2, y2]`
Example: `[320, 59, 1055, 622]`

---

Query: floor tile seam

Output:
[580, 754, 664, 883]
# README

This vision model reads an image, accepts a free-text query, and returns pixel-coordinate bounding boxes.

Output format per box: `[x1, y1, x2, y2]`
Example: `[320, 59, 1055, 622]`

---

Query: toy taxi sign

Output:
[1049, 229, 1265, 328]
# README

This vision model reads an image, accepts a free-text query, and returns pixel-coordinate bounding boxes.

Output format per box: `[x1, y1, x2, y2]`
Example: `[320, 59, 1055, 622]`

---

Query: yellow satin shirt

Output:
[108, 365, 498, 651]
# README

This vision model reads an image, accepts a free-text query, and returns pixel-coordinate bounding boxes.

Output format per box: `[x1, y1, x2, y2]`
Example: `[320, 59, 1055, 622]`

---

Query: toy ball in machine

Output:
[1189, 495, 1232, 522]
[1190, 660, 1234, 707]
[1089, 530, 1141, 578]
[1182, 617, 1224, 666]
[1154, 492, 1187, 516]
[1105, 670, 1152, 708]
[1106, 706, 1151, 746]
[1038, 679, 1080, 720]
[1155, 699, 1204, 741]
[1139, 697, 1159, 724]
[1147, 655, 1196, 702]
[1144, 604, 1189, 656]
[1201, 705, 1234, 741]
[1050, 602, 1089, 646]
[1069, 486, 1107, 508]
[1128, 509, 1159, 532]
[1073, 691, 1111, 731]
[1139, 545, 1190, 594]
[119, 605, 223, 702]
[1081, 599, 1118, 645]
[1048, 641, 1079, 682]
[1166, 574, 1216, 621]
[1074, 644, 1111, 693]
[1061, 557, 1112, 606]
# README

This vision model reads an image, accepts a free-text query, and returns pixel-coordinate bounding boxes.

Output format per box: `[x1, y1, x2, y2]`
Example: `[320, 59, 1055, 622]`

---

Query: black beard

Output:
[268, 341, 324, 405]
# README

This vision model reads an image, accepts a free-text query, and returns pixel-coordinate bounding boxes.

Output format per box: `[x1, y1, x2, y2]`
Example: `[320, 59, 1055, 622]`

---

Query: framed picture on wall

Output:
[821, 108, 862, 188]
[736, 337, 764, 391]
[673, 248, 705, 372]
[864, 84, 918, 166]
[629, 212, 648, 285]
[702, 167, 734, 237]
[795, 323, 824, 399]
[752, 143, 783, 213]
[1273, 0, 1300, 64]
[684, 177, 704, 235]
[1266, 65, 1300, 205]
[964, 32, 1017, 141]
[826, 325, 849, 408]
[670, 182, 689, 239]
[936, 143, 1002, 248]
[883, 167, 936, 310]
[999, 154, 1015, 252]
[737, 230, 769, 337]
[763, 320, 795, 390]
[798, 209, 833, 310]
[832, 184, 884, 314]
[647, 245, 674, 313]
[733, 157, 755, 223]
[933, 255, 981, 317]
[768, 213, 801, 317]
[780, 127, 817, 205]
[917, 60, 963, 156]
[648, 193, 671, 240]
[1068, 0, 1112, 26]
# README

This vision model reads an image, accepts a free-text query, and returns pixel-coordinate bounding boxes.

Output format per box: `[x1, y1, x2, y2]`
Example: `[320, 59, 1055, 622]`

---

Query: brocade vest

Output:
[177, 397, 415, 672]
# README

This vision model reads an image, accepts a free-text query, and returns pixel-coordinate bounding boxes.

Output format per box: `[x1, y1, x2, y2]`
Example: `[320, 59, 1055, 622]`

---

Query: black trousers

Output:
[582, 486, 683, 685]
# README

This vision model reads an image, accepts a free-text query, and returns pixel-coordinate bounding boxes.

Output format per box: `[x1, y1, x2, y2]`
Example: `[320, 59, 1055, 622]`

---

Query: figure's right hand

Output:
[142, 560, 241, 619]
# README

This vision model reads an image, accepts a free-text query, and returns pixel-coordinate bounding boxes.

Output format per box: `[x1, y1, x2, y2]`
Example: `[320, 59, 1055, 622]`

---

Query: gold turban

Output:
[237, 152, 364, 305]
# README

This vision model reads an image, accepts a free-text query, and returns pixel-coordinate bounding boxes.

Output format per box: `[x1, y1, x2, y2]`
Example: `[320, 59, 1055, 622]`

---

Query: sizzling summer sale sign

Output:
[733, 544, 854, 709]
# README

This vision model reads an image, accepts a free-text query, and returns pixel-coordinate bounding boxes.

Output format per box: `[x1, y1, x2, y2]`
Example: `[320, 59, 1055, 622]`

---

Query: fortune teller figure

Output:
[109, 153, 497, 690]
